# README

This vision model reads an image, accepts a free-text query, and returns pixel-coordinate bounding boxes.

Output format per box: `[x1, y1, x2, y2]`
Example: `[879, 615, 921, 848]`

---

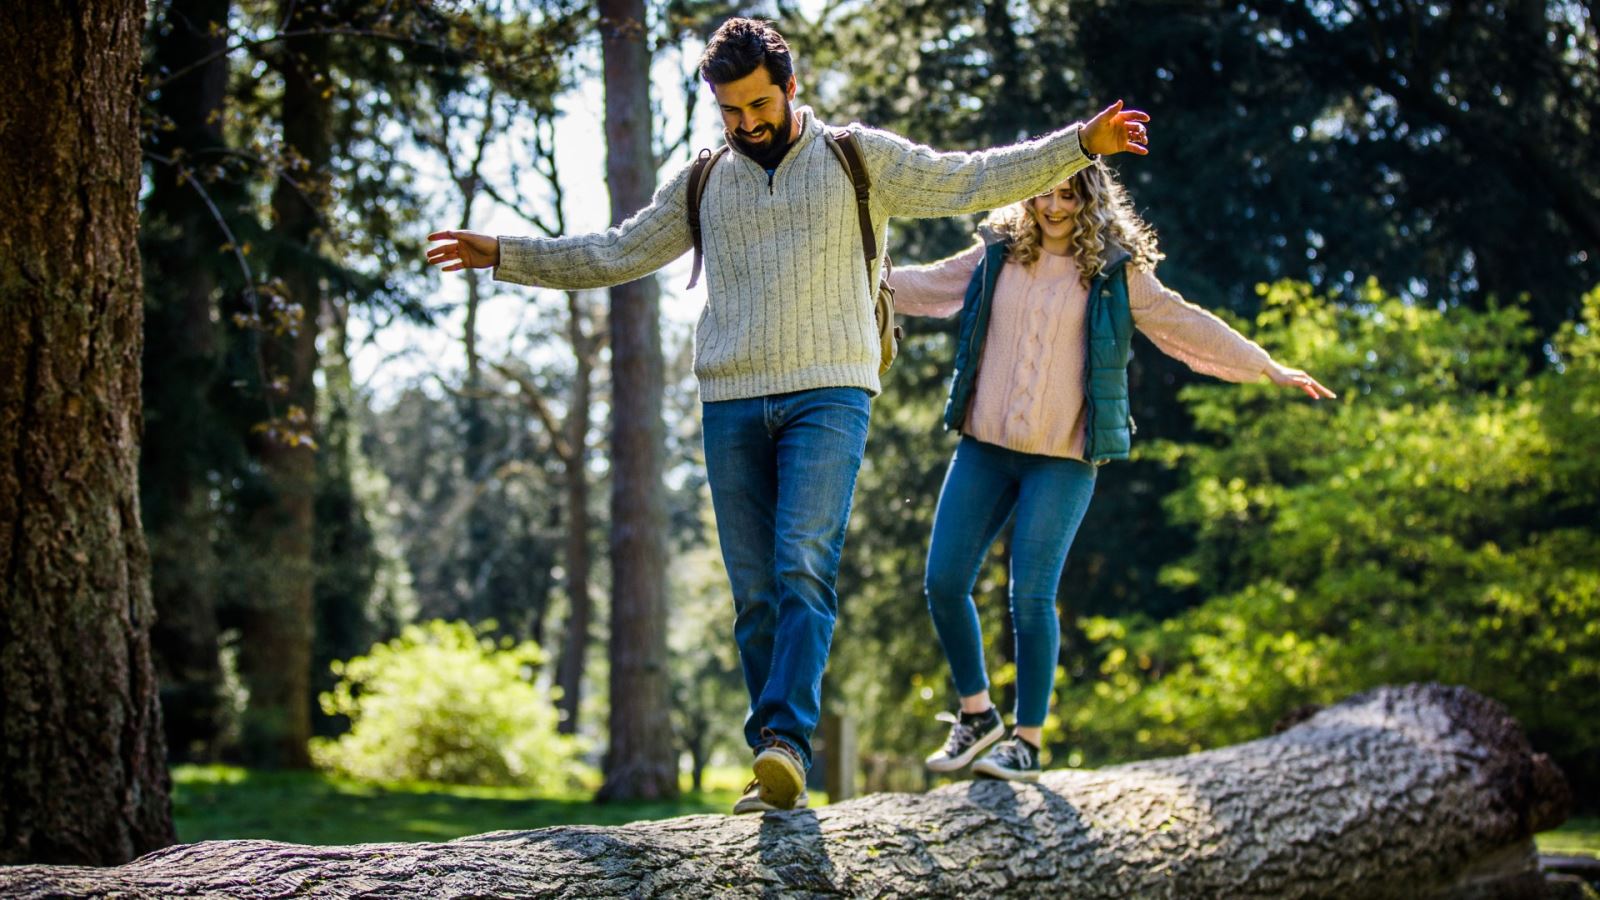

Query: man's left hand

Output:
[1081, 100, 1151, 156]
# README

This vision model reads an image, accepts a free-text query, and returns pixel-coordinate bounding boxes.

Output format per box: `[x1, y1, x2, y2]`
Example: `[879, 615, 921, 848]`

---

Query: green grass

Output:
[171, 764, 818, 846]
[1539, 816, 1600, 857]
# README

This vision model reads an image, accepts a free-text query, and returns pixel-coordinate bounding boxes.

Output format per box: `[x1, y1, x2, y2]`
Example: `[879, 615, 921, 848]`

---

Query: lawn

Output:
[170, 764, 812, 846]
[172, 765, 1599, 856]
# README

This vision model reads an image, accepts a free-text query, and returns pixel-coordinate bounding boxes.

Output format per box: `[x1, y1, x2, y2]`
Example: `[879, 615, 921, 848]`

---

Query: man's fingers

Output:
[426, 230, 456, 241]
[1123, 143, 1149, 156]
[1117, 109, 1151, 123]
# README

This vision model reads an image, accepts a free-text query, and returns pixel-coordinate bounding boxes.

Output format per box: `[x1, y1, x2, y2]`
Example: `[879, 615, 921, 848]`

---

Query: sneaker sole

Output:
[732, 792, 810, 815]
[925, 723, 1006, 773]
[753, 750, 805, 810]
[971, 759, 1041, 782]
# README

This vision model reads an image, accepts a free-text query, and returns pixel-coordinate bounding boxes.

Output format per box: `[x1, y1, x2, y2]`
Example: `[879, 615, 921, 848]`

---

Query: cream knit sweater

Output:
[493, 107, 1092, 402]
[893, 240, 1279, 460]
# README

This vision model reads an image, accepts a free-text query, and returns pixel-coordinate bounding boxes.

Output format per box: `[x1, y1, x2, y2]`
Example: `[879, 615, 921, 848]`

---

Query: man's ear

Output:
[785, 76, 798, 101]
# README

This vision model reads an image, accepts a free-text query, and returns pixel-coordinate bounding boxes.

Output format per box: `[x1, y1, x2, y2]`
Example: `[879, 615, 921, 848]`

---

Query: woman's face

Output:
[1030, 179, 1082, 243]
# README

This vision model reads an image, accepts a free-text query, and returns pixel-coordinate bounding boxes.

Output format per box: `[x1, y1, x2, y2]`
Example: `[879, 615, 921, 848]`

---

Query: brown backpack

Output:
[685, 129, 902, 376]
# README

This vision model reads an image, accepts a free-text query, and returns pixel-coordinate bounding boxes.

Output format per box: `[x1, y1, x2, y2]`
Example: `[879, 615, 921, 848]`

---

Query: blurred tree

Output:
[139, 0, 248, 762]
[0, 0, 176, 864]
[138, 0, 586, 763]
[597, 0, 679, 802]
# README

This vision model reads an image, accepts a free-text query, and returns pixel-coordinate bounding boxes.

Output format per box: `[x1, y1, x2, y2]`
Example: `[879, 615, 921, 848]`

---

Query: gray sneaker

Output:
[972, 735, 1042, 782]
[925, 708, 1005, 773]
[732, 778, 811, 815]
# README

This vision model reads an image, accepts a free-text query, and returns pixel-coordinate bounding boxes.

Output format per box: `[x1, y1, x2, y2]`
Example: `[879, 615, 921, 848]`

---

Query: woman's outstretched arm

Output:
[889, 239, 987, 318]
[1129, 267, 1334, 399]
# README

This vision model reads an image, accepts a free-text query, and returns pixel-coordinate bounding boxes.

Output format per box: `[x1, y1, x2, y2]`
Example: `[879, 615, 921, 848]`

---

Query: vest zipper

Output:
[958, 253, 994, 426]
[767, 169, 775, 194]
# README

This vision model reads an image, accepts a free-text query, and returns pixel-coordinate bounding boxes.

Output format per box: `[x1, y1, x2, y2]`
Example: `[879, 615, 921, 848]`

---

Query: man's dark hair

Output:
[699, 18, 793, 88]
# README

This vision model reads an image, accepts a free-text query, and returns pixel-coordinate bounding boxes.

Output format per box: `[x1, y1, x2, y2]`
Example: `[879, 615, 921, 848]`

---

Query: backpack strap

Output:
[685, 145, 730, 289]
[823, 129, 877, 276]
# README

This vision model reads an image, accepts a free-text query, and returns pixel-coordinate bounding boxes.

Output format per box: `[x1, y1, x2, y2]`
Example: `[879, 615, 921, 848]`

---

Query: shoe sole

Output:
[971, 759, 1041, 782]
[732, 792, 810, 815]
[925, 723, 1006, 773]
[753, 750, 805, 810]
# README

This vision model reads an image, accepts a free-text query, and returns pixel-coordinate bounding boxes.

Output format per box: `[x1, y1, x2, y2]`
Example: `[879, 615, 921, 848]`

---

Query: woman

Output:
[892, 159, 1334, 781]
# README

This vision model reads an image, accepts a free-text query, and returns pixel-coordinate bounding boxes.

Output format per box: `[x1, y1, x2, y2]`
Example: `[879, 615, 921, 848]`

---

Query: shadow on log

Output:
[0, 683, 1577, 898]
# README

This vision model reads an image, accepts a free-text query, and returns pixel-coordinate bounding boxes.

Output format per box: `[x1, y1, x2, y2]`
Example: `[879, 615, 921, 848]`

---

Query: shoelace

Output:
[934, 712, 977, 754]
[758, 727, 800, 763]
[993, 739, 1033, 768]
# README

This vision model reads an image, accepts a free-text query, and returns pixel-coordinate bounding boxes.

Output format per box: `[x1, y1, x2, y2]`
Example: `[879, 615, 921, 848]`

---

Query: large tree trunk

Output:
[0, 0, 176, 864]
[140, 0, 233, 763]
[596, 0, 677, 801]
[0, 685, 1573, 897]
[232, 0, 330, 769]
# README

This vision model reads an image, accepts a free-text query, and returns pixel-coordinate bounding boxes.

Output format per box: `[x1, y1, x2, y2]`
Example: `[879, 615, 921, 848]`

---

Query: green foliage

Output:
[1059, 283, 1600, 803]
[311, 621, 590, 789]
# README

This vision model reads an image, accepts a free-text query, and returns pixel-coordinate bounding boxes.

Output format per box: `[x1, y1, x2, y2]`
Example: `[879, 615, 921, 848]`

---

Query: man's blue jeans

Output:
[702, 387, 871, 770]
[925, 435, 1096, 727]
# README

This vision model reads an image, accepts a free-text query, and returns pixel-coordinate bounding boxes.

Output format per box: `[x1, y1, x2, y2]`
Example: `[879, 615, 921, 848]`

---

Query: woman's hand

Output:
[1268, 363, 1337, 400]
[426, 230, 500, 272]
[1081, 100, 1151, 156]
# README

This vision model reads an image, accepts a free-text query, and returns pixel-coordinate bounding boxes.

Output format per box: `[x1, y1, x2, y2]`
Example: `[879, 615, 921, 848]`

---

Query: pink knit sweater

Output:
[892, 240, 1278, 460]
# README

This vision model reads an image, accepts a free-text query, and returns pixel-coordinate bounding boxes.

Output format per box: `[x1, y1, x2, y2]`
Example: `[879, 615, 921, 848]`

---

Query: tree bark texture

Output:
[231, 0, 330, 768]
[597, 0, 677, 801]
[0, 685, 1573, 897]
[140, 0, 233, 762]
[0, 0, 176, 865]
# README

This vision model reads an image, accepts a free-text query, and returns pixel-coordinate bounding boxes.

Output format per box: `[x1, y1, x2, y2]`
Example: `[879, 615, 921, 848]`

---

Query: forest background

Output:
[4, 0, 1597, 864]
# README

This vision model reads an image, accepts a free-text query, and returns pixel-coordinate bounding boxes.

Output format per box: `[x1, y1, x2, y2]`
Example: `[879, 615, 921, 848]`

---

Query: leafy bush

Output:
[311, 620, 590, 789]
[1058, 282, 1600, 804]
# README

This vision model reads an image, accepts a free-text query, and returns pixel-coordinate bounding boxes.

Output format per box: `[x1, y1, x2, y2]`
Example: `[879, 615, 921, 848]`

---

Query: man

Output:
[427, 17, 1150, 814]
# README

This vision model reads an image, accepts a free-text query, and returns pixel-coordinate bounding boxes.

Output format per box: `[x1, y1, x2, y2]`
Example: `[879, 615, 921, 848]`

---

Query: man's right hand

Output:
[426, 230, 500, 272]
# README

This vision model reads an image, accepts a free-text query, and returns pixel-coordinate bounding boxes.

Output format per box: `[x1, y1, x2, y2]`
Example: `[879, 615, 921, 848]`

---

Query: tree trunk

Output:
[0, 685, 1573, 897]
[596, 0, 677, 801]
[0, 0, 176, 864]
[232, 0, 330, 768]
[140, 0, 233, 763]
[554, 307, 594, 736]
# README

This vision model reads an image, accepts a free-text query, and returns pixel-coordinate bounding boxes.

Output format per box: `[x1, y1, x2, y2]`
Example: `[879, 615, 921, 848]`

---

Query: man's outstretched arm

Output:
[859, 101, 1150, 220]
[426, 165, 694, 289]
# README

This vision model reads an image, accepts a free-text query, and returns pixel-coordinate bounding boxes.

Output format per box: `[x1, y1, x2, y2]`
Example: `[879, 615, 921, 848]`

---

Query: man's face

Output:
[711, 68, 796, 155]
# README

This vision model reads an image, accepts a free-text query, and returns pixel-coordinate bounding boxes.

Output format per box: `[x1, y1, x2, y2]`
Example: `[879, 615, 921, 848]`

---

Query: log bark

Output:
[0, 684, 1572, 897]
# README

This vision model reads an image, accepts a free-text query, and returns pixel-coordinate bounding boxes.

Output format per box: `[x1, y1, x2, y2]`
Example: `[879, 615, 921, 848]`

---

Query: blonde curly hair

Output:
[982, 159, 1163, 282]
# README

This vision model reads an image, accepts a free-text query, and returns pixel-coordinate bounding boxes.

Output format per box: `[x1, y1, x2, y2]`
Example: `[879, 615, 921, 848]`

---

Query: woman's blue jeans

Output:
[702, 387, 871, 770]
[925, 435, 1096, 727]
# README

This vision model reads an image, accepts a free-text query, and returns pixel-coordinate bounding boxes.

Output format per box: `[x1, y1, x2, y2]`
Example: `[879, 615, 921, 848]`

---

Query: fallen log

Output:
[0, 683, 1573, 899]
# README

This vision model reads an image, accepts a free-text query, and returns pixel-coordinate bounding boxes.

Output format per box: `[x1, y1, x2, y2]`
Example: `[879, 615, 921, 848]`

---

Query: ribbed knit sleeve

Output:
[852, 124, 1092, 219]
[1129, 267, 1276, 383]
[492, 164, 694, 290]
[889, 239, 985, 318]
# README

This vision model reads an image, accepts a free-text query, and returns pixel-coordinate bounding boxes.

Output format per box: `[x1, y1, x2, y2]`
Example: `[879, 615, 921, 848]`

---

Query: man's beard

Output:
[730, 102, 796, 169]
